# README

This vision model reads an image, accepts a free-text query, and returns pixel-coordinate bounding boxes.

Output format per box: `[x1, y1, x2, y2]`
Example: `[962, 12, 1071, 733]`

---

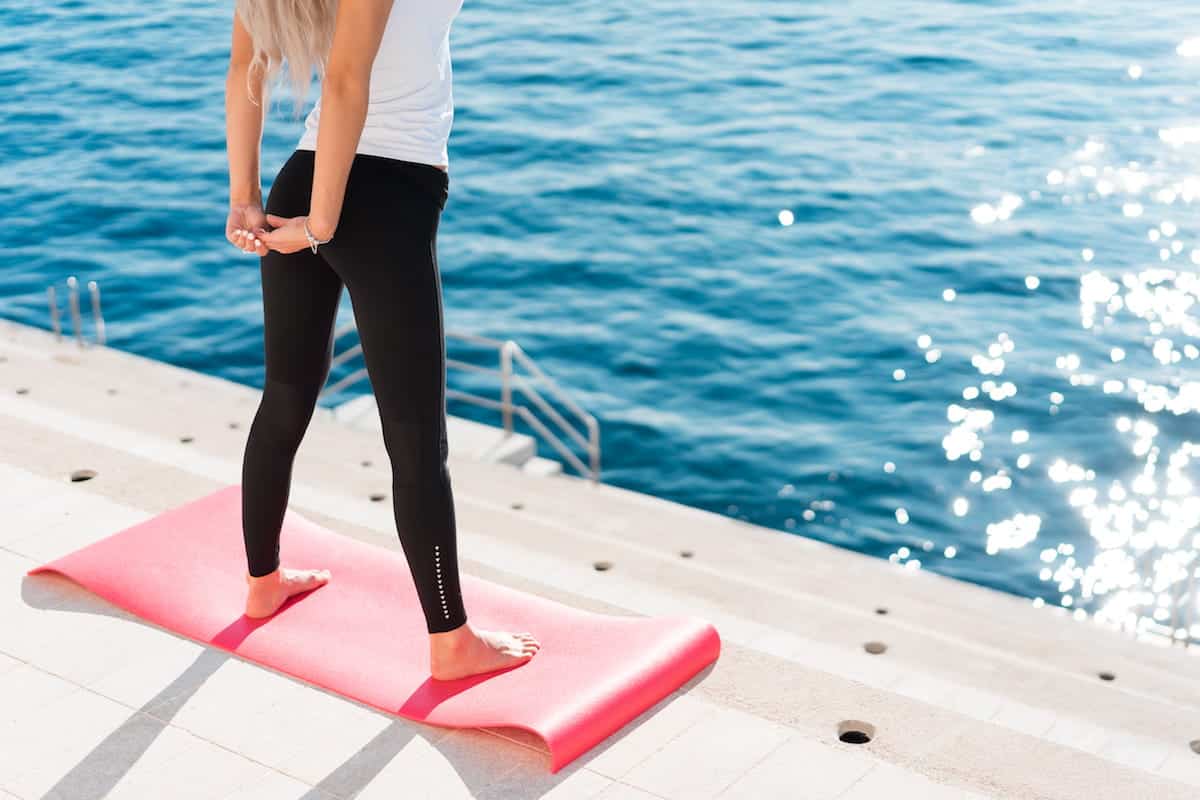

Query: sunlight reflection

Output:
[912, 42, 1200, 646]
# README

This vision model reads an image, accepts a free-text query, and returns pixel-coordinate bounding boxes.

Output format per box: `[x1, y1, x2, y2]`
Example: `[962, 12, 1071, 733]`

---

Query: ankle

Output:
[429, 622, 472, 648]
[246, 568, 281, 586]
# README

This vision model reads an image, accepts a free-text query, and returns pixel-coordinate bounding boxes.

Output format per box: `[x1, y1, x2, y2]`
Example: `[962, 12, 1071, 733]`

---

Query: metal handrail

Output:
[45, 276, 106, 347]
[318, 322, 601, 482]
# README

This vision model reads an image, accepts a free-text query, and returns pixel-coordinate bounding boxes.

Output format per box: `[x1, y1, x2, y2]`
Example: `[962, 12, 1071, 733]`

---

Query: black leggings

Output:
[240, 148, 468, 635]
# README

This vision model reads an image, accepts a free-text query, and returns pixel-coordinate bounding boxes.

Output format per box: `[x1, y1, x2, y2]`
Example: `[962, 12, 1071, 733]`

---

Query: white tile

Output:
[760, 634, 903, 691]
[2, 683, 138, 799]
[476, 741, 613, 799]
[166, 658, 378, 778]
[101, 724, 264, 800]
[219, 765, 324, 800]
[585, 692, 720, 780]
[988, 701, 1056, 738]
[536, 769, 616, 799]
[839, 762, 992, 800]
[887, 671, 951, 706]
[0, 663, 82, 729]
[0, 470, 87, 544]
[716, 736, 876, 800]
[0, 464, 65, 524]
[0, 484, 107, 550]
[7, 496, 147, 562]
[943, 684, 1005, 722]
[620, 706, 793, 800]
[746, 628, 806, 660]
[0, 651, 25, 677]
[0, 549, 121, 670]
[254, 683, 397, 786]
[1097, 732, 1171, 772]
[595, 782, 666, 800]
[85, 634, 208, 709]
[353, 726, 527, 800]
[80, 717, 195, 800]
[1042, 715, 1111, 756]
[1157, 749, 1200, 787]
[836, 652, 907, 689]
[8, 602, 149, 689]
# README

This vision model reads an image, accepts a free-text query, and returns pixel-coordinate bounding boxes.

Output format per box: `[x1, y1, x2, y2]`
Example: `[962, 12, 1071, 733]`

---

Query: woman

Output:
[223, 0, 539, 681]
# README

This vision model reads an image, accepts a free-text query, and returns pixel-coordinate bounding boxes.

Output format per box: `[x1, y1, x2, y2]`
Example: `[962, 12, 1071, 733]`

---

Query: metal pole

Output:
[589, 420, 600, 483]
[67, 276, 84, 347]
[88, 281, 105, 346]
[501, 341, 513, 435]
[47, 286, 61, 341]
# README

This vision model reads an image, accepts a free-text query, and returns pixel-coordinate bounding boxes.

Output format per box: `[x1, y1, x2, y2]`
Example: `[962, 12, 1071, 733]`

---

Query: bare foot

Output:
[429, 621, 540, 681]
[244, 566, 331, 618]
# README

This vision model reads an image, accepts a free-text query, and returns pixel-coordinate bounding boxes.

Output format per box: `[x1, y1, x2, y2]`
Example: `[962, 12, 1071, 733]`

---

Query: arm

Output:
[305, 0, 395, 242]
[225, 8, 275, 256]
[226, 8, 267, 208]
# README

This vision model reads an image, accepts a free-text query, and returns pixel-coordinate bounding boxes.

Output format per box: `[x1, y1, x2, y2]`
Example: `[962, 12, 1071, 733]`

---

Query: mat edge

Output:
[546, 618, 722, 773]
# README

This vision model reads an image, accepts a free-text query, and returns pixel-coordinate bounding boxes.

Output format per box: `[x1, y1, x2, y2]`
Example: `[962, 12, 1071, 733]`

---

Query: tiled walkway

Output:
[2, 317, 1198, 799]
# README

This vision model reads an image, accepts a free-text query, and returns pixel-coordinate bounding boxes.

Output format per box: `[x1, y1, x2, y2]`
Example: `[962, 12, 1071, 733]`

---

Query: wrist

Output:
[230, 190, 262, 208]
[306, 216, 336, 242]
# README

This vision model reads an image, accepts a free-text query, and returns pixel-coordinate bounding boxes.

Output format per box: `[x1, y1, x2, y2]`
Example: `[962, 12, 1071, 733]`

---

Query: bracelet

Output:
[303, 217, 333, 254]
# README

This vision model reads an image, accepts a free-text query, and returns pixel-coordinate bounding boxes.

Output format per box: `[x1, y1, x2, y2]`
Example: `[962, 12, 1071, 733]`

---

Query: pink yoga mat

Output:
[25, 484, 720, 772]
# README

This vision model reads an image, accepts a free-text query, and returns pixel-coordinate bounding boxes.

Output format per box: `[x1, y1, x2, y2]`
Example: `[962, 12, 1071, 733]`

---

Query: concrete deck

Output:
[0, 315, 1197, 800]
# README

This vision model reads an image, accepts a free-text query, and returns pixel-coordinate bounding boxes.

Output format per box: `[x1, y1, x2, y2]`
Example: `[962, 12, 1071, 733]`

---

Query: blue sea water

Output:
[4, 1, 1200, 641]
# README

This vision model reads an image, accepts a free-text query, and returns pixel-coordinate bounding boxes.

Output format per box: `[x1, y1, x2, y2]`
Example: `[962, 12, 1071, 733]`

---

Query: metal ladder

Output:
[38, 276, 602, 483]
[317, 321, 602, 483]
[45, 276, 106, 347]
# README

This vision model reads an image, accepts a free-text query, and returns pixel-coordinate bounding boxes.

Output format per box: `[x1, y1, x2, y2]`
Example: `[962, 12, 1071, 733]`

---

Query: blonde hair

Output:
[234, 0, 339, 120]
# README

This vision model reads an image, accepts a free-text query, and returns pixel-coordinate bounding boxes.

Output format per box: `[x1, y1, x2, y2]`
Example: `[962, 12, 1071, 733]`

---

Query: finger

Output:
[238, 230, 262, 254]
[265, 214, 289, 226]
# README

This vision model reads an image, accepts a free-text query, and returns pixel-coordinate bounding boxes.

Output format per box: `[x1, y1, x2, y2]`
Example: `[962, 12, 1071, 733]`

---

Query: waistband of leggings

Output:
[294, 148, 447, 181]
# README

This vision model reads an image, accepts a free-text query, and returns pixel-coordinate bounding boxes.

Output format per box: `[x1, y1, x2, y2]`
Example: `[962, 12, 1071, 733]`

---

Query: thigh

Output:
[259, 152, 344, 389]
[333, 226, 445, 425]
[320, 159, 450, 425]
[258, 249, 343, 390]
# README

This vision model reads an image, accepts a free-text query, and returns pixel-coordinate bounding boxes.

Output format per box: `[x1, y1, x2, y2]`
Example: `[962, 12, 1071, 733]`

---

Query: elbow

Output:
[320, 73, 371, 100]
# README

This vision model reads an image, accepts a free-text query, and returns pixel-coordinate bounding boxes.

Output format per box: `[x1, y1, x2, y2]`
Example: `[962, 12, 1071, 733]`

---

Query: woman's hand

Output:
[255, 214, 318, 255]
[226, 202, 270, 256]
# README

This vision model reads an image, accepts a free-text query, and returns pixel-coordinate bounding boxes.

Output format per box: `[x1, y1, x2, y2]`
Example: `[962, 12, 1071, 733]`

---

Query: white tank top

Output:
[296, 0, 464, 169]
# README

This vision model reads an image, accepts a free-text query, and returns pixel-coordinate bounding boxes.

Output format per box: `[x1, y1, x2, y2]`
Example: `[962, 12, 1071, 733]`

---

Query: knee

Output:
[251, 378, 322, 450]
[380, 417, 446, 486]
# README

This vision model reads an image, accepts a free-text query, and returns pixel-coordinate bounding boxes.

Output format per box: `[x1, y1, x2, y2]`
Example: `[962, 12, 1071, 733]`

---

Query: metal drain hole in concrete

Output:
[179, 436, 194, 444]
[361, 459, 372, 467]
[228, 421, 240, 429]
[511, 502, 524, 510]
[864, 641, 888, 655]
[1190, 740, 1200, 755]
[837, 720, 875, 745]
[680, 549, 694, 558]
[369, 492, 387, 502]
[70, 469, 97, 483]
[593, 560, 613, 571]
[1098, 671, 1116, 682]
[874, 607, 888, 615]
